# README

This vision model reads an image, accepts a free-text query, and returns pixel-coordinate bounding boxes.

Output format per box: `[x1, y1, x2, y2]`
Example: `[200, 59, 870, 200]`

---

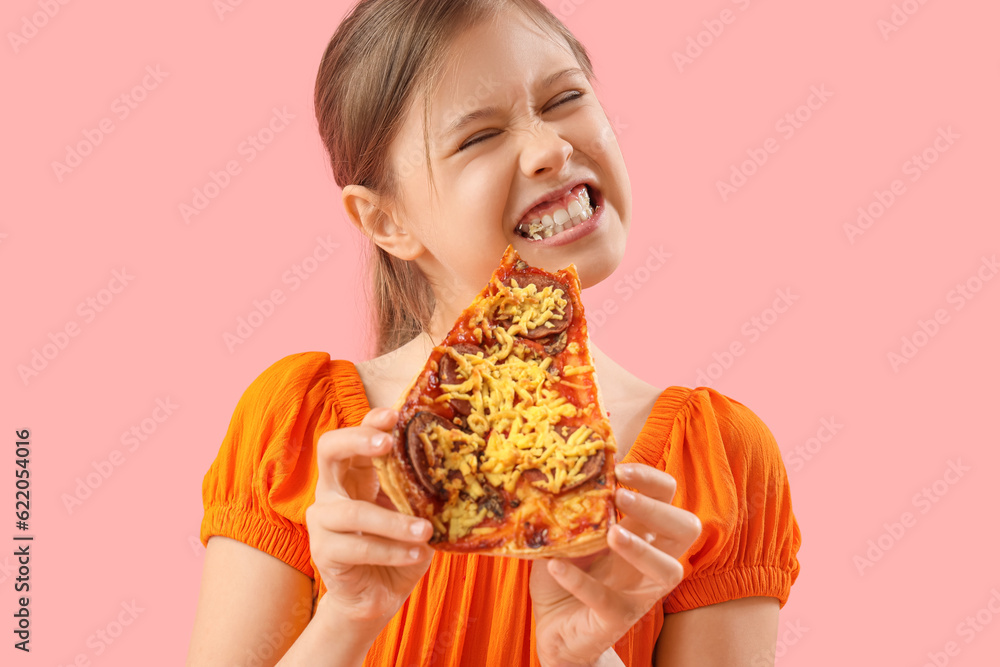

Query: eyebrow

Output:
[439, 67, 587, 140]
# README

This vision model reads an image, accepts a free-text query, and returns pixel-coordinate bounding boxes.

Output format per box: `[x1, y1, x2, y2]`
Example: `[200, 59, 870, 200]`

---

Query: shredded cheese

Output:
[418, 275, 609, 540]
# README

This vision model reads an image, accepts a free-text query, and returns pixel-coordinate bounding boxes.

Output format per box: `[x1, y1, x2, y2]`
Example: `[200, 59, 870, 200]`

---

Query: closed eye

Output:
[457, 91, 586, 152]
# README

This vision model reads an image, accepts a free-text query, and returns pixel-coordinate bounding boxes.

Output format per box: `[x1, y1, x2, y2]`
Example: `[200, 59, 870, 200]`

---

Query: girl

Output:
[188, 1, 801, 665]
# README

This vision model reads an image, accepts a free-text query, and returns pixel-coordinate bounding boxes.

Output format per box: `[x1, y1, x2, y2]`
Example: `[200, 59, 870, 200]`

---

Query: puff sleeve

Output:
[199, 352, 342, 578]
[634, 387, 802, 614]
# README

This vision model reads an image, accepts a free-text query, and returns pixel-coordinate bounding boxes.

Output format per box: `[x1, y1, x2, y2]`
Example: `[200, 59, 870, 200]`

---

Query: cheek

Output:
[571, 113, 628, 201]
[452, 170, 509, 230]
[571, 117, 618, 171]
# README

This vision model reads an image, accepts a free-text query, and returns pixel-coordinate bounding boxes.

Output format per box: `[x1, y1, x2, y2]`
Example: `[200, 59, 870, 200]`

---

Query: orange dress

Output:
[201, 352, 802, 666]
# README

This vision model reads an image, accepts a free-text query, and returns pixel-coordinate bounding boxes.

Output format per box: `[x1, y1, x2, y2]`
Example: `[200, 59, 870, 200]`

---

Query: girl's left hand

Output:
[529, 463, 702, 667]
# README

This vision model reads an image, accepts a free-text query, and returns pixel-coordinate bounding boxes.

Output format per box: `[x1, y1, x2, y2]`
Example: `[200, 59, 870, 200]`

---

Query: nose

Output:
[518, 122, 573, 177]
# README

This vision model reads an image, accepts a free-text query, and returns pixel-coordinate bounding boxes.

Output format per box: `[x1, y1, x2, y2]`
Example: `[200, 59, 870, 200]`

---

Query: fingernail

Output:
[410, 520, 428, 538]
[616, 525, 634, 544]
[549, 559, 566, 575]
[618, 488, 635, 504]
[408, 547, 421, 561]
[372, 433, 390, 450]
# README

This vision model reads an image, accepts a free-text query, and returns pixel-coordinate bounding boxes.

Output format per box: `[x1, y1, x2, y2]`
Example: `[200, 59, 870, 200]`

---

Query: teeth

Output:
[516, 189, 595, 239]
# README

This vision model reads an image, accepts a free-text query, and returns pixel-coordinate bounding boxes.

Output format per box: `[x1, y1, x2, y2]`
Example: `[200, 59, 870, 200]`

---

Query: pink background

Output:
[3, 0, 998, 664]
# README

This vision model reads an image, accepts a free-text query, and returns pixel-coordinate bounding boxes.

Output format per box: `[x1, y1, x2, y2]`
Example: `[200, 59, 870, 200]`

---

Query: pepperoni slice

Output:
[405, 411, 455, 499]
[437, 343, 483, 416]
[540, 330, 568, 355]
[561, 450, 605, 492]
[520, 449, 605, 493]
[521, 468, 547, 484]
[504, 273, 573, 339]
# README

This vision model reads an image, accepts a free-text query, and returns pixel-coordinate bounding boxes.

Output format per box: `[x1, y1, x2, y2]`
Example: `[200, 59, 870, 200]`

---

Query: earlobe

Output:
[341, 184, 424, 261]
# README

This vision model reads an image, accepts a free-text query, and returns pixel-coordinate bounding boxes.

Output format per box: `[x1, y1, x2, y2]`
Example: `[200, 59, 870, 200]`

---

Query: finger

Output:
[564, 548, 608, 573]
[545, 558, 632, 625]
[316, 407, 399, 492]
[607, 524, 686, 593]
[615, 463, 676, 503]
[615, 488, 702, 558]
[309, 497, 432, 542]
[315, 532, 434, 568]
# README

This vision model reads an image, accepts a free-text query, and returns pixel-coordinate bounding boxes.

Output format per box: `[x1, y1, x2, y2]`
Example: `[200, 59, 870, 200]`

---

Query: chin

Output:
[508, 204, 627, 284]
[576, 247, 622, 290]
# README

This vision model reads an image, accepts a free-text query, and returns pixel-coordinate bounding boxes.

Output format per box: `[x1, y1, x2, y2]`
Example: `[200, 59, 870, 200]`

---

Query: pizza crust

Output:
[371, 367, 425, 519]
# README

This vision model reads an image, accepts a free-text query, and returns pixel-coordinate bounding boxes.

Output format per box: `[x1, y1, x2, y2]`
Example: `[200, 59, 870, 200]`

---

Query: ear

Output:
[341, 184, 425, 261]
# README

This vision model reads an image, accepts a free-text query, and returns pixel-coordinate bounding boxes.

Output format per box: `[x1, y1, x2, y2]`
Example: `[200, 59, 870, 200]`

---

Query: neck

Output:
[424, 306, 456, 347]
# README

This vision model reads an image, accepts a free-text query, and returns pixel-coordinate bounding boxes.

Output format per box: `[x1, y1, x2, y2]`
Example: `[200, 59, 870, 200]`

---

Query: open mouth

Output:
[515, 184, 600, 241]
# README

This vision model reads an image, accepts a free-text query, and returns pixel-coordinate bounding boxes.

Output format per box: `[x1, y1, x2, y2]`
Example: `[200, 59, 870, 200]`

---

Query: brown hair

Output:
[314, 0, 595, 357]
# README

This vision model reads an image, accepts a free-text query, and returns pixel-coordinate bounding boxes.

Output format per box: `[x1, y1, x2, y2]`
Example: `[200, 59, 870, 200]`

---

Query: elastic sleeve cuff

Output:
[201, 502, 314, 578]
[664, 565, 794, 614]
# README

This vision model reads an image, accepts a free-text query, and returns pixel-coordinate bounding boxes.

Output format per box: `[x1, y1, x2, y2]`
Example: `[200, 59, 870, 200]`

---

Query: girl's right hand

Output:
[305, 406, 434, 637]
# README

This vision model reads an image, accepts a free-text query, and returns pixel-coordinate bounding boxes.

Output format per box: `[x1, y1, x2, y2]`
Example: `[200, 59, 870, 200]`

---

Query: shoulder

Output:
[242, 351, 337, 404]
[232, 351, 369, 428]
[637, 385, 803, 612]
[682, 386, 782, 462]
[199, 351, 368, 576]
[631, 385, 782, 466]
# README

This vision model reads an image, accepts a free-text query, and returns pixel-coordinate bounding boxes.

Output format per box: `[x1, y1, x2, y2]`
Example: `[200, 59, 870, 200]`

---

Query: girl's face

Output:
[380, 9, 631, 326]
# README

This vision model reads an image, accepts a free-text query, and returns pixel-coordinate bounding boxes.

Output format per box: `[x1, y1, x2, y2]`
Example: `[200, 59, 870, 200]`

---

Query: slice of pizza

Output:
[373, 244, 617, 558]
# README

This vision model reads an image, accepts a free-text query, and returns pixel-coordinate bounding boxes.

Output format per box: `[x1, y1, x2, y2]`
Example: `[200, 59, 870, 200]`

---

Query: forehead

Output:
[425, 10, 583, 140]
